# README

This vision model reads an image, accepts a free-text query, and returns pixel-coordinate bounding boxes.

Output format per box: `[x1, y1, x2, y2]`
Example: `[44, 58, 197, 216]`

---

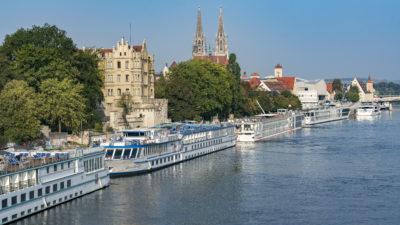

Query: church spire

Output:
[214, 7, 228, 58]
[192, 6, 206, 57]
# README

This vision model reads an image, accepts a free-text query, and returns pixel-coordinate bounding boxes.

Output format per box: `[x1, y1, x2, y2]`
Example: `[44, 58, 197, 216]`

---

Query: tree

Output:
[1, 24, 103, 130]
[345, 85, 360, 102]
[39, 78, 86, 133]
[118, 93, 133, 129]
[163, 59, 233, 121]
[0, 80, 41, 143]
[332, 79, 343, 92]
[226, 53, 242, 115]
[334, 91, 343, 101]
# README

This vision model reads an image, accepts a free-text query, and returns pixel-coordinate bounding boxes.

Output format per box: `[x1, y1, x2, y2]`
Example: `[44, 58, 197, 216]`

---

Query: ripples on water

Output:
[16, 110, 400, 225]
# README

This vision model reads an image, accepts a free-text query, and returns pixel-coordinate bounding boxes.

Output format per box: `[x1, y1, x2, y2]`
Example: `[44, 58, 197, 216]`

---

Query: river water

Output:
[15, 109, 400, 225]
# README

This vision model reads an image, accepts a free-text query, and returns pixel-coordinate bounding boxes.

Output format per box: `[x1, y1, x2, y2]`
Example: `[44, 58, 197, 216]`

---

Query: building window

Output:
[126, 89, 130, 94]
[117, 61, 121, 69]
[108, 89, 113, 96]
[2, 199, 7, 208]
[45, 186, 50, 194]
[125, 61, 129, 69]
[126, 75, 129, 82]
[11, 196, 17, 205]
[107, 75, 113, 82]
[107, 61, 112, 69]
[117, 89, 121, 96]
[21, 193, 26, 202]
[117, 75, 121, 82]
[29, 191, 34, 199]
[38, 188, 42, 196]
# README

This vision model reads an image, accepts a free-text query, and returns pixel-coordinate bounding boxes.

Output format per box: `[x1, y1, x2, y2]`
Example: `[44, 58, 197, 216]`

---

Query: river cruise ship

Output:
[303, 106, 350, 126]
[357, 104, 381, 117]
[104, 123, 236, 177]
[234, 111, 304, 142]
[0, 148, 109, 224]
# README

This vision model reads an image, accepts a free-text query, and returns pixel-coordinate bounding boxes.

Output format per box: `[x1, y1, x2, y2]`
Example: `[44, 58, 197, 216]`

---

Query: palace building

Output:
[192, 7, 229, 65]
[99, 37, 169, 130]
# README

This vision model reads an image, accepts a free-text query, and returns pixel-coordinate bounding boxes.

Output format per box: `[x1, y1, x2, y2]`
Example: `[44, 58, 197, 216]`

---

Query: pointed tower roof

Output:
[217, 7, 225, 37]
[195, 6, 204, 38]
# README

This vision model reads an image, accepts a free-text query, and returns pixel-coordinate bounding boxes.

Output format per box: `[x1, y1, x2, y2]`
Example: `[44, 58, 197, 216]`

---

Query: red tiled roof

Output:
[275, 64, 282, 69]
[241, 74, 248, 79]
[249, 77, 261, 88]
[276, 77, 295, 90]
[170, 61, 177, 68]
[264, 80, 286, 92]
[100, 49, 112, 57]
[193, 55, 229, 65]
[326, 82, 334, 94]
[132, 45, 142, 52]
[251, 72, 260, 77]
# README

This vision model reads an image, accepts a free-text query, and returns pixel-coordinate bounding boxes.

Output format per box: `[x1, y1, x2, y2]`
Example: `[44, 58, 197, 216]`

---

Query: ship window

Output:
[123, 149, 131, 159]
[11, 196, 17, 205]
[47, 167, 49, 173]
[34, 206, 38, 211]
[53, 200, 56, 204]
[21, 211, 25, 216]
[28, 209, 31, 213]
[12, 214, 17, 219]
[54, 165, 57, 172]
[60, 182, 65, 189]
[105, 149, 114, 159]
[130, 148, 137, 158]
[38, 188, 42, 196]
[68, 162, 71, 168]
[65, 196, 67, 200]
[2, 199, 7, 208]
[67, 180, 71, 187]
[41, 204, 44, 209]
[59, 198, 62, 202]
[45, 186, 50, 194]
[2, 218, 8, 223]
[113, 149, 123, 159]
[61, 163, 64, 170]
[53, 184, 58, 192]
[29, 191, 34, 199]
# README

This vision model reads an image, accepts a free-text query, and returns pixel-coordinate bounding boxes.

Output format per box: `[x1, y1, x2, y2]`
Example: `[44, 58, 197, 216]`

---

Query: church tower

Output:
[192, 7, 206, 57]
[214, 7, 229, 58]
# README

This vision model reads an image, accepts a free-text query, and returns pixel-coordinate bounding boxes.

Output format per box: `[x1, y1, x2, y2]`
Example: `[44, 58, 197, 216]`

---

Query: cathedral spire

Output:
[192, 6, 206, 57]
[214, 7, 228, 58]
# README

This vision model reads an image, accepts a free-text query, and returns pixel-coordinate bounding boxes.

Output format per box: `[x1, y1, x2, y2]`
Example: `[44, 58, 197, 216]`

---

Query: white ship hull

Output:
[304, 107, 350, 126]
[0, 149, 110, 225]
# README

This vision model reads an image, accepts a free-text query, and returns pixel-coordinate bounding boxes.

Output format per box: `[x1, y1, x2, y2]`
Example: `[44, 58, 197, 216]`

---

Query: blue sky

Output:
[1, 0, 399, 80]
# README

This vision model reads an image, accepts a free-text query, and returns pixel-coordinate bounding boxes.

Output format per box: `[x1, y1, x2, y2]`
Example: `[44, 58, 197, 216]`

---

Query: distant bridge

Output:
[374, 95, 400, 102]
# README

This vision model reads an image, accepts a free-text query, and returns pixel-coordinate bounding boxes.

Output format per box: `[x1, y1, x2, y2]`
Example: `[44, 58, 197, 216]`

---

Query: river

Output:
[15, 109, 400, 225]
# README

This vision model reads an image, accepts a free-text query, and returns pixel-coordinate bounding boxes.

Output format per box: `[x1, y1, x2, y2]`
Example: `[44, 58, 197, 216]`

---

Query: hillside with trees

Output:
[374, 82, 400, 96]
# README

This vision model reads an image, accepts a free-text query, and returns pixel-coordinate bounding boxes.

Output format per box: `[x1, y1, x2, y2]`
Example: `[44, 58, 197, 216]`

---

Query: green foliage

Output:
[0, 80, 41, 143]
[117, 93, 133, 129]
[106, 126, 114, 133]
[39, 78, 86, 133]
[94, 122, 103, 132]
[160, 59, 233, 121]
[345, 85, 360, 102]
[374, 82, 400, 96]
[334, 90, 343, 101]
[0, 24, 103, 133]
[332, 79, 343, 92]
[226, 53, 242, 116]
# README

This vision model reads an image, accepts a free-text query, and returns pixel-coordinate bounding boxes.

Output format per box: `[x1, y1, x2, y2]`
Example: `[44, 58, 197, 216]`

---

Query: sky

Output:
[0, 0, 399, 80]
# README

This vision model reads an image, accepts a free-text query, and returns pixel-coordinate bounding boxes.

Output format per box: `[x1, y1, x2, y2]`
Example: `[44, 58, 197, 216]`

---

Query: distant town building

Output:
[366, 76, 375, 94]
[350, 77, 373, 102]
[326, 82, 335, 101]
[99, 37, 169, 130]
[274, 64, 283, 78]
[241, 72, 249, 80]
[192, 7, 229, 65]
[294, 79, 327, 108]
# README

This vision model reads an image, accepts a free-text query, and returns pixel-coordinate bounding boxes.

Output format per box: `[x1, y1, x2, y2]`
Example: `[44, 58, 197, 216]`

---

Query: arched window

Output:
[117, 89, 121, 96]
[219, 40, 223, 51]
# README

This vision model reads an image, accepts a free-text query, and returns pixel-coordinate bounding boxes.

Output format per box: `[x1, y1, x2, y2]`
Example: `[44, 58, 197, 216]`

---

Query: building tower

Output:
[192, 7, 206, 57]
[214, 7, 229, 58]
[366, 75, 375, 93]
[274, 64, 283, 78]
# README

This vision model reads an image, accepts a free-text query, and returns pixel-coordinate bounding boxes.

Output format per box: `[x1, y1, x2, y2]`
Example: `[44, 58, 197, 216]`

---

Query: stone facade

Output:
[100, 37, 169, 130]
